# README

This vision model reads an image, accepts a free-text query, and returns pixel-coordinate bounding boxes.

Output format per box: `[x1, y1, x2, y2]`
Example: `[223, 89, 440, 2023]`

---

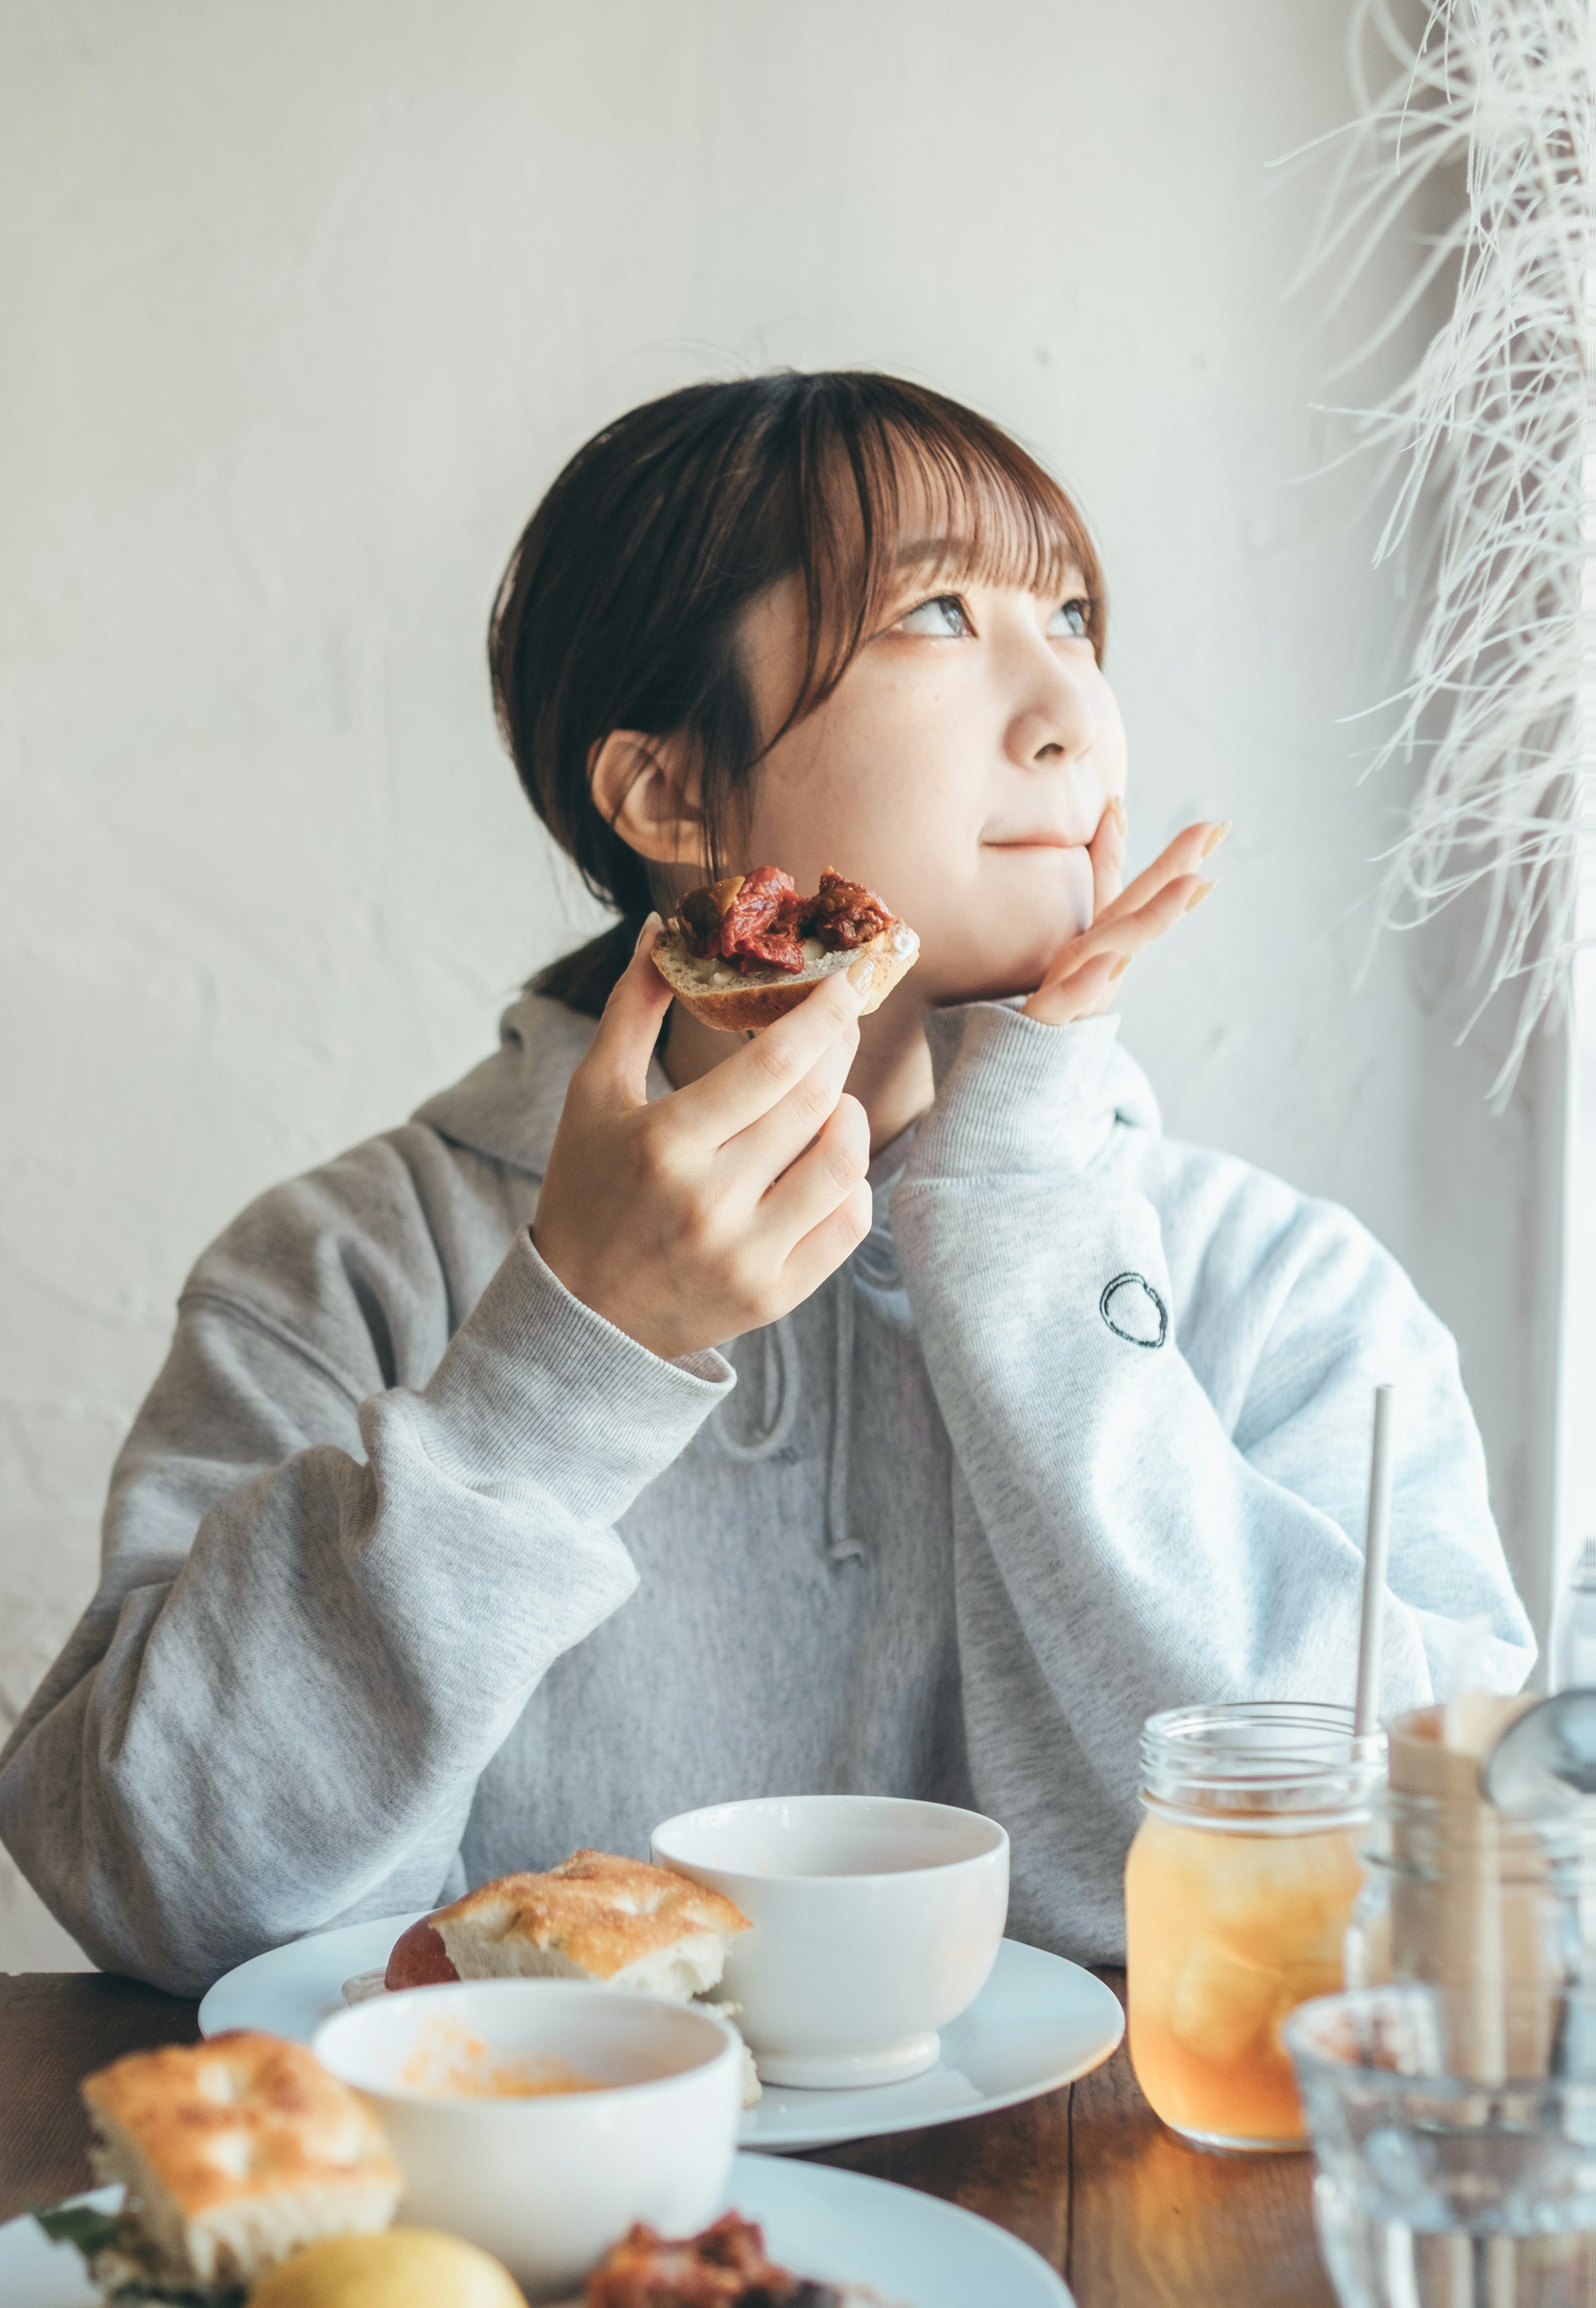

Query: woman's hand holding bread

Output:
[1023, 810, 1229, 1026]
[533, 917, 874, 1360]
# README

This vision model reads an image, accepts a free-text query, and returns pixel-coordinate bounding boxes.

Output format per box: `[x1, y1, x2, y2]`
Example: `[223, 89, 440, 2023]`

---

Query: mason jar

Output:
[1125, 1701, 1385, 2151]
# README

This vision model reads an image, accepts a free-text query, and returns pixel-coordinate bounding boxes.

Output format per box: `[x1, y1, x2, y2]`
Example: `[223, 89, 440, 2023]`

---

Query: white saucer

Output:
[199, 1921, 1123, 2154]
[4, 2159, 1073, 2306]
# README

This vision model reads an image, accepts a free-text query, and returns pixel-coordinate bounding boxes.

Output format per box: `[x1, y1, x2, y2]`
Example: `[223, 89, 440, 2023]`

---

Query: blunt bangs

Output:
[776, 376, 1106, 742]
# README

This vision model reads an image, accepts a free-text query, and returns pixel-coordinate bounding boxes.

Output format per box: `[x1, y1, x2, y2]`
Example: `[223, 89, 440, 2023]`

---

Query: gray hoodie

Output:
[0, 994, 1534, 1995]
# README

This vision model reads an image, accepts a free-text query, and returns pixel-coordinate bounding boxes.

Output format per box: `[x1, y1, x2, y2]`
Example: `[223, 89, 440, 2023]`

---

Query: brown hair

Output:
[490, 370, 1105, 1015]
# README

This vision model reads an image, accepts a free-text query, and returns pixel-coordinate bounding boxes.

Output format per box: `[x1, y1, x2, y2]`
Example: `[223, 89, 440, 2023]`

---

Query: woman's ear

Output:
[589, 730, 707, 868]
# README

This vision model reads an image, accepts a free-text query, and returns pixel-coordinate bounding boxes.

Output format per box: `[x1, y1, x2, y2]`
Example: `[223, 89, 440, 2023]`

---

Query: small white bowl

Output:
[313, 1980, 741, 2301]
[651, 1794, 1009, 2089]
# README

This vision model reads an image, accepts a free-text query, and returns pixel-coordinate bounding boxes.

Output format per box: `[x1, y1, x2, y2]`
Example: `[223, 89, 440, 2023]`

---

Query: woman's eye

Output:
[895, 594, 971, 637]
[1049, 599, 1090, 639]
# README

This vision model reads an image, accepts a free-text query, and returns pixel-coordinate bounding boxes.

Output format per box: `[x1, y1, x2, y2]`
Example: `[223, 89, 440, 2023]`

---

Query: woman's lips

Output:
[983, 835, 1080, 850]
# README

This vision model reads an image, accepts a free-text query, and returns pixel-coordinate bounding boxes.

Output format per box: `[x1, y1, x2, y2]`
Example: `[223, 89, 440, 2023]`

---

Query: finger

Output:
[1103, 871, 1211, 953]
[1095, 819, 1227, 930]
[774, 1171, 875, 1307]
[1033, 870, 1207, 1000]
[577, 914, 674, 1107]
[1089, 796, 1126, 921]
[1024, 949, 1125, 1026]
[751, 1091, 871, 1253]
[720, 1021, 861, 1193]
[674, 961, 867, 1147]
[1088, 872, 1212, 964]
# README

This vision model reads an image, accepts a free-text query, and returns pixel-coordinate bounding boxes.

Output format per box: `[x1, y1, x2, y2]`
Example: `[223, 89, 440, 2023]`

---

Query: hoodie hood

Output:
[411, 993, 664, 1177]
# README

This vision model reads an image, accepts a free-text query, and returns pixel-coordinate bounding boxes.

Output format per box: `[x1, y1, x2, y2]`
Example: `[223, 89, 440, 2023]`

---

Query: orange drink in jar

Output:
[1125, 1702, 1382, 2150]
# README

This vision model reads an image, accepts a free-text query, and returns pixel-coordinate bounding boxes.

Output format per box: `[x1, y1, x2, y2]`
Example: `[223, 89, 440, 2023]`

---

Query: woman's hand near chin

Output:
[1022, 806, 1230, 1026]
[532, 918, 875, 1361]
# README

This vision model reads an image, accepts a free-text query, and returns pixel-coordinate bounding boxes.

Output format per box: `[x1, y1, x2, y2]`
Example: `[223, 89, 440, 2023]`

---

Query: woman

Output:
[0, 372, 1531, 1995]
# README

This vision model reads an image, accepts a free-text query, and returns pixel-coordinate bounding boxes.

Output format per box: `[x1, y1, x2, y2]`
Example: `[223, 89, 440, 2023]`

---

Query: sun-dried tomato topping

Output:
[716, 865, 805, 975]
[673, 865, 897, 976]
[799, 867, 894, 951]
[732, 929, 808, 972]
[585, 2211, 837, 2306]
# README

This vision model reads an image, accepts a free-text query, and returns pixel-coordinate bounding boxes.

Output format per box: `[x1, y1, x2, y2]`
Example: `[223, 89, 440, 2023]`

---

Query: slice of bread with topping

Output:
[651, 866, 919, 1032]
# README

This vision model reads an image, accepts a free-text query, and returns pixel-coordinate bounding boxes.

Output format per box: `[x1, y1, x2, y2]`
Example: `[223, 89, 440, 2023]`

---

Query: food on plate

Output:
[396, 2020, 605, 2099]
[584, 2212, 904, 2306]
[406, 2050, 604, 2097]
[249, 2227, 525, 2308]
[37, 2031, 400, 2303]
[650, 866, 919, 1031]
[337, 1967, 389, 2007]
[384, 1849, 749, 1997]
[383, 1848, 763, 2105]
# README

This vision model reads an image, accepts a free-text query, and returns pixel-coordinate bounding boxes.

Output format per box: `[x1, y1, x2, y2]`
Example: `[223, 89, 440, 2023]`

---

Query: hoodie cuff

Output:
[905, 1004, 1124, 1181]
[414, 1228, 733, 1523]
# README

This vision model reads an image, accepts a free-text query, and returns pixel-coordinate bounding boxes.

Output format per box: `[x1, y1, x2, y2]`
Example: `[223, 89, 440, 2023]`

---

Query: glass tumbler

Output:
[1345, 1789, 1596, 2085]
[1125, 1701, 1384, 2150]
[1285, 1983, 1596, 2307]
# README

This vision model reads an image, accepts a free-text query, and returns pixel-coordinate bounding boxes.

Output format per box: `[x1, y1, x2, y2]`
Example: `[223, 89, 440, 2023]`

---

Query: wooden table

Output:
[0, 1968, 1335, 2305]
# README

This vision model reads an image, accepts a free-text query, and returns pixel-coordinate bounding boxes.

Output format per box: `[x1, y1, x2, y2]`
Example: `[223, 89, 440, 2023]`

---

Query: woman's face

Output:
[732, 548, 1128, 1008]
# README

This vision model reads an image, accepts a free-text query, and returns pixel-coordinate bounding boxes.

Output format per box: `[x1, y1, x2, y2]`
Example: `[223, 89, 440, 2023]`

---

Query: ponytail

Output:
[529, 915, 647, 1018]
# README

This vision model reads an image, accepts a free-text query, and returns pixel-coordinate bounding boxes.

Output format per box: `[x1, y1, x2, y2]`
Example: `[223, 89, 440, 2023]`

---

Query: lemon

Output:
[249, 2228, 524, 2308]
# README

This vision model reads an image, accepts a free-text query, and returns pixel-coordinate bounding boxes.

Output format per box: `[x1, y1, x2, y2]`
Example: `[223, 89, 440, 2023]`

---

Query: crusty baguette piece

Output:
[384, 1851, 764, 2106]
[652, 917, 919, 1032]
[387, 1849, 750, 2000]
[81, 2030, 399, 2291]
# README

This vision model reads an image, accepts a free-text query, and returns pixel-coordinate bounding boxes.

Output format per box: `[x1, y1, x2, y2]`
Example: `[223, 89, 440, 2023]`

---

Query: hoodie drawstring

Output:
[825, 1272, 862, 1565]
[710, 1271, 862, 1568]
[712, 1313, 800, 1462]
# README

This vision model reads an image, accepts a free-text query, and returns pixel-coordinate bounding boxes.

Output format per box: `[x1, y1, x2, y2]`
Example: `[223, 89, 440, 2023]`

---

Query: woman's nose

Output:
[1005, 658, 1097, 771]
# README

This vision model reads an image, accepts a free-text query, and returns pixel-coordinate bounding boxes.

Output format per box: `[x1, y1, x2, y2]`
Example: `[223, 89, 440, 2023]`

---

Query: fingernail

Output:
[1185, 879, 1215, 913]
[634, 911, 663, 953]
[1201, 820, 1232, 859]
[1111, 796, 1127, 836]
[1109, 953, 1132, 982]
[846, 954, 874, 990]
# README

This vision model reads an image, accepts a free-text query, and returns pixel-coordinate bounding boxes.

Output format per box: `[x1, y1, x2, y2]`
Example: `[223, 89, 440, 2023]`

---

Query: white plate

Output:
[4, 2159, 1073, 2307]
[200, 1923, 1123, 2153]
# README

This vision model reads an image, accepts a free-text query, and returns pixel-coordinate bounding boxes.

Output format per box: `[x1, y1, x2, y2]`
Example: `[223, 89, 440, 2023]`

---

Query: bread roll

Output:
[385, 1849, 749, 1999]
[80, 2030, 399, 2293]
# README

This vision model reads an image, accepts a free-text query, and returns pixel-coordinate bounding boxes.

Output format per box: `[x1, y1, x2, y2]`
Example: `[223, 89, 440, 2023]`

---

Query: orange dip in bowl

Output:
[399, 2022, 606, 2099]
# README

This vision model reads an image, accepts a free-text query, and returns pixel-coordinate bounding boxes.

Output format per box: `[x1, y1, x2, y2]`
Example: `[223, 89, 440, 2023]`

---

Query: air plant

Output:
[1295, 0, 1592, 1104]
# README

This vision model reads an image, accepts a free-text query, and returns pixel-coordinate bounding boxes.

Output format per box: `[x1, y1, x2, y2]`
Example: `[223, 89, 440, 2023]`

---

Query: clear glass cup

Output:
[1346, 1790, 1596, 2088]
[1285, 1983, 1596, 2306]
[1125, 1701, 1384, 2150]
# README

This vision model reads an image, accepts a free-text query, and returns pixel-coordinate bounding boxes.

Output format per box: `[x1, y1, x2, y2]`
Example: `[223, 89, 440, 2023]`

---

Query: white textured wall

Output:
[0, 0, 1548, 1973]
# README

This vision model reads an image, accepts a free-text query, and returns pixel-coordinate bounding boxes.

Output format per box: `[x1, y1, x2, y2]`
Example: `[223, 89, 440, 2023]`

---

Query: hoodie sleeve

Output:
[0, 1176, 731, 1996]
[891, 1002, 1534, 1931]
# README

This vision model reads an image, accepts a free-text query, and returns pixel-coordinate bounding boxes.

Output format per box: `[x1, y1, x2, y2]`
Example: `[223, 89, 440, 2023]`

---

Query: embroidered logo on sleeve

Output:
[1099, 1272, 1169, 1349]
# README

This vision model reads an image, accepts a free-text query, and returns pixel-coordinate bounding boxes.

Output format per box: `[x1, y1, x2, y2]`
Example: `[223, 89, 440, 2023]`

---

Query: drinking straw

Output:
[1354, 1384, 1396, 1737]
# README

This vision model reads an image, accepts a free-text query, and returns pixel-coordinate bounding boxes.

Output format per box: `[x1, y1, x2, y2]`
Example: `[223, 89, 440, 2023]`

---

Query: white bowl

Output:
[313, 1980, 741, 2300]
[651, 1794, 1009, 2089]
